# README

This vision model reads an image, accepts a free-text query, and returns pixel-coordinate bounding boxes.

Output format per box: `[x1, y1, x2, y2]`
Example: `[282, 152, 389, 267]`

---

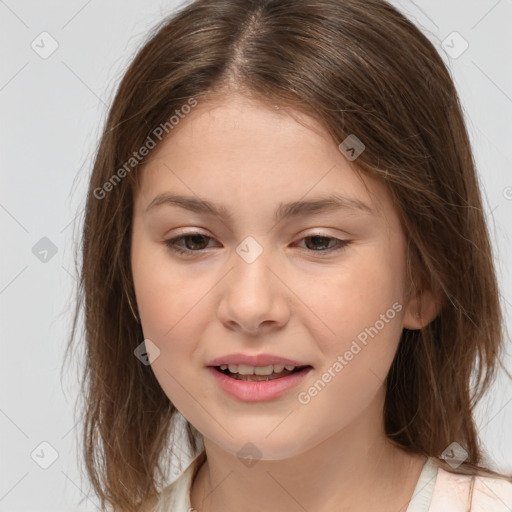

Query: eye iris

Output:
[171, 234, 342, 254]
[305, 236, 331, 251]
[184, 234, 208, 250]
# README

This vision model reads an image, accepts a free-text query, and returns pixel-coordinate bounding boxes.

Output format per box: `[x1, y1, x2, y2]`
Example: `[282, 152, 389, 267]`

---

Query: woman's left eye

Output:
[164, 232, 349, 257]
[295, 235, 349, 253]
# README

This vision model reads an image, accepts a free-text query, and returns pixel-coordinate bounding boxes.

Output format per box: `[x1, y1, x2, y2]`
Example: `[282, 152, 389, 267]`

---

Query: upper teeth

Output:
[219, 364, 297, 375]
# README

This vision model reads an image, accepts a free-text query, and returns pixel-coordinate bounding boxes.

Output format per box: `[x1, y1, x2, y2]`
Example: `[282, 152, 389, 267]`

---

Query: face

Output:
[131, 92, 417, 460]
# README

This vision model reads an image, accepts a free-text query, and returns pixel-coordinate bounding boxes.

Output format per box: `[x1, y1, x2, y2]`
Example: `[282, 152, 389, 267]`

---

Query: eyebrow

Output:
[145, 192, 376, 221]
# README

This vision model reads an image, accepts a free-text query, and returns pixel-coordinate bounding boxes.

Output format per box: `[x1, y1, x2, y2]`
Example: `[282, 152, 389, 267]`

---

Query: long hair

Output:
[64, 0, 511, 510]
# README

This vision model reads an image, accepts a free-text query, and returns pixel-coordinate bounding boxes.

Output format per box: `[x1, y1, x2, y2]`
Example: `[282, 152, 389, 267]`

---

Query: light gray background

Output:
[1, 1, 511, 510]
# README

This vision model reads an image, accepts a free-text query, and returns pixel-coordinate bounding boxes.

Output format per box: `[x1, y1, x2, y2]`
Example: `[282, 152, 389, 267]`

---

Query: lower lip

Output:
[207, 366, 313, 402]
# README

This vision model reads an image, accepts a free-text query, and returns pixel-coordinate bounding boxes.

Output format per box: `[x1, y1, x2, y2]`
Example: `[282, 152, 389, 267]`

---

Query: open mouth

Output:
[214, 365, 311, 381]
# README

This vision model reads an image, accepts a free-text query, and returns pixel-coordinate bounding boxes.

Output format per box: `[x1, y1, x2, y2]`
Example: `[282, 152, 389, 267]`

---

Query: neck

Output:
[190, 389, 427, 512]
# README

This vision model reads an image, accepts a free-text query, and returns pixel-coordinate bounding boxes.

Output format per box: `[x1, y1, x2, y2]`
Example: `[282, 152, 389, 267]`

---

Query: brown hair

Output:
[64, 0, 512, 510]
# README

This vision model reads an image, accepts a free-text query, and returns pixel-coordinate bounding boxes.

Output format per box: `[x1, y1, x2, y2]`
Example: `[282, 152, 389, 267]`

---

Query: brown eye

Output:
[303, 235, 335, 251]
[296, 235, 349, 254]
[164, 232, 350, 258]
[164, 233, 215, 256]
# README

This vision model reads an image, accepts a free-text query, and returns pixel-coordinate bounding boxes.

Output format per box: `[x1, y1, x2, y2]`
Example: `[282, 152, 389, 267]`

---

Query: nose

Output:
[217, 248, 290, 335]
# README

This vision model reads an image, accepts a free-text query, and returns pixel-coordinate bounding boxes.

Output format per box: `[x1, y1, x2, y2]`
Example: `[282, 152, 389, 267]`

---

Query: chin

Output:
[209, 430, 314, 462]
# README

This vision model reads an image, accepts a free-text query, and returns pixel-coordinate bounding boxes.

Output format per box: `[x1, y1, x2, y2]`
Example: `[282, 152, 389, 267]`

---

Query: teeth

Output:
[220, 363, 297, 375]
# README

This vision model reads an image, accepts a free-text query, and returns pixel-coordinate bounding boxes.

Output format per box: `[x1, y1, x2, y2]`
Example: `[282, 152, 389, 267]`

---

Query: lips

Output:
[206, 352, 313, 394]
[208, 365, 313, 401]
[206, 352, 310, 368]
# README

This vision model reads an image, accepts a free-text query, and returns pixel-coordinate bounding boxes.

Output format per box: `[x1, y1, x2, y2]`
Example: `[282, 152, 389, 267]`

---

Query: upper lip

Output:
[206, 353, 311, 367]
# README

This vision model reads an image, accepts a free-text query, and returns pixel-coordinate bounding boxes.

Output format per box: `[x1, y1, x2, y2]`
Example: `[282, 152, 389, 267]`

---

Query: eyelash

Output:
[164, 232, 350, 258]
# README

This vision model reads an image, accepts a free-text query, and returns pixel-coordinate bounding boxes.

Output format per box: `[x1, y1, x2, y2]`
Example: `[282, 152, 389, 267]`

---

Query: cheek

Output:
[302, 247, 405, 389]
[132, 238, 203, 338]
[294, 259, 405, 429]
[131, 254, 203, 408]
[309, 250, 403, 335]
[131, 239, 215, 400]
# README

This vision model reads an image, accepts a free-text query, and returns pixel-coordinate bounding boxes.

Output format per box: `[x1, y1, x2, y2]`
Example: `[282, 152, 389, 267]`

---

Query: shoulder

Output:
[430, 466, 512, 511]
[471, 473, 512, 511]
[148, 450, 206, 512]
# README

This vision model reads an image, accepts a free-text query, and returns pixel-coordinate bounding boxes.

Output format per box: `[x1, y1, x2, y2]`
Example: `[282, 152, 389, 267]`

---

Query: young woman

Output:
[66, 0, 512, 511]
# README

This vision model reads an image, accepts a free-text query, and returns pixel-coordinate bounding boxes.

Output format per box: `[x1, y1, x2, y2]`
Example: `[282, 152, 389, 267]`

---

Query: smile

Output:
[209, 365, 313, 401]
[216, 363, 308, 381]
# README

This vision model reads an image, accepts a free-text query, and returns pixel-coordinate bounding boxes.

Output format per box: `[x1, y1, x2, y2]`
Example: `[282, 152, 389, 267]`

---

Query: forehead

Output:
[133, 93, 396, 227]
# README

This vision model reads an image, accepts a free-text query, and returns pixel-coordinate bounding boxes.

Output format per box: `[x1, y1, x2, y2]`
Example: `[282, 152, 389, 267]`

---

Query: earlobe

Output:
[402, 287, 442, 330]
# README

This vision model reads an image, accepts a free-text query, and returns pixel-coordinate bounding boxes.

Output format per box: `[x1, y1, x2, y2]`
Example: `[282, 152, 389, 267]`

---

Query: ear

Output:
[402, 286, 442, 330]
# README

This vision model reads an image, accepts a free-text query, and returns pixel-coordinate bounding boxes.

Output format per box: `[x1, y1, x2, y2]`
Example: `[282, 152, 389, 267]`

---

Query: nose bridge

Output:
[232, 234, 276, 298]
[217, 235, 289, 332]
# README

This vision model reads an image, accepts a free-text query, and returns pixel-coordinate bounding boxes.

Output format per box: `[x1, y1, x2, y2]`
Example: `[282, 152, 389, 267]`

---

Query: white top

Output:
[151, 450, 512, 512]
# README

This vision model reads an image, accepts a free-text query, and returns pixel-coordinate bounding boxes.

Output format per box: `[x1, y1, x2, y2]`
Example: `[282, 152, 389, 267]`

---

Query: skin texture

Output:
[131, 93, 439, 512]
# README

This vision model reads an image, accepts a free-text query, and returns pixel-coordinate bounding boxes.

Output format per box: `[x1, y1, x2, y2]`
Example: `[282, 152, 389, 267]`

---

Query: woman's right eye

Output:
[164, 233, 215, 257]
